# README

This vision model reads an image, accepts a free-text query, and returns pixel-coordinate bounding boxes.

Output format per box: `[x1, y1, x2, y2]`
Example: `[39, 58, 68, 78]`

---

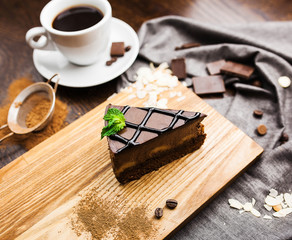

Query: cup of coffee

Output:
[26, 0, 112, 66]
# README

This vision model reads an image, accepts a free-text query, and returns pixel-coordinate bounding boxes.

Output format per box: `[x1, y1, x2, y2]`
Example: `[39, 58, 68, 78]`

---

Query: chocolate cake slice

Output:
[104, 104, 207, 184]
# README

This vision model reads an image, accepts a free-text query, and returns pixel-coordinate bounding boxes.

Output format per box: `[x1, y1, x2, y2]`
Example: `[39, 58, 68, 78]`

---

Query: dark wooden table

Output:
[1, 0, 292, 166]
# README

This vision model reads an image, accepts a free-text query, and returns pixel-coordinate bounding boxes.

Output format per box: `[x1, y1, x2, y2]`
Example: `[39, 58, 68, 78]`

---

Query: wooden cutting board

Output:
[0, 82, 263, 240]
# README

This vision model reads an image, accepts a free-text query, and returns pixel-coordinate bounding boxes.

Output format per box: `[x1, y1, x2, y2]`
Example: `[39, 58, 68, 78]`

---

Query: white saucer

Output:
[33, 18, 139, 88]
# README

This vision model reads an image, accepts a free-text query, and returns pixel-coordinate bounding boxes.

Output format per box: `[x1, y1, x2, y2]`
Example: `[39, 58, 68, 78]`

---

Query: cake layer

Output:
[113, 123, 206, 184]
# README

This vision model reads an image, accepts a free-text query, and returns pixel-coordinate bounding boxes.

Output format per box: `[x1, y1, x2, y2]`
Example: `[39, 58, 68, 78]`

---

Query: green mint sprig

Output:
[101, 108, 126, 139]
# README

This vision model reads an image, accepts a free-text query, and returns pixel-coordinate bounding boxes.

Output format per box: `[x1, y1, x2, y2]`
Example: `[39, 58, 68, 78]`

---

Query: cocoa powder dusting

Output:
[71, 187, 156, 240]
[25, 94, 51, 128]
[0, 77, 68, 150]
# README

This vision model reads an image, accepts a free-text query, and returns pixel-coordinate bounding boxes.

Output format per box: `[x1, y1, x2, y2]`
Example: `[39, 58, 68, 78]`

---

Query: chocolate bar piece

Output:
[110, 42, 125, 57]
[171, 58, 186, 79]
[220, 61, 255, 79]
[206, 60, 226, 75]
[192, 75, 226, 95]
[175, 42, 200, 50]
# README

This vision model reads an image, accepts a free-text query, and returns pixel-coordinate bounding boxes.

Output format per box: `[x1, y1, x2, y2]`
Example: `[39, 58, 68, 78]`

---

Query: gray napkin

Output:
[120, 16, 292, 240]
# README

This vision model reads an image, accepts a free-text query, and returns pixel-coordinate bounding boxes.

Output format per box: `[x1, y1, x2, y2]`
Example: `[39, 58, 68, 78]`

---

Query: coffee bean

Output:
[154, 207, 163, 219]
[105, 57, 118, 66]
[280, 132, 289, 142]
[253, 110, 263, 118]
[257, 124, 267, 136]
[125, 45, 131, 52]
[106, 60, 112, 66]
[166, 199, 178, 209]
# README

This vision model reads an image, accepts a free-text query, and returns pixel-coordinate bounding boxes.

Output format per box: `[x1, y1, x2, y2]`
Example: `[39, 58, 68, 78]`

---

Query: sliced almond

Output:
[265, 195, 282, 206]
[136, 90, 147, 99]
[273, 211, 286, 218]
[156, 98, 168, 109]
[280, 208, 292, 216]
[264, 204, 272, 211]
[250, 208, 261, 217]
[228, 199, 243, 210]
[243, 202, 253, 212]
[239, 210, 245, 214]
[269, 189, 278, 198]
[263, 215, 272, 220]
[284, 193, 292, 208]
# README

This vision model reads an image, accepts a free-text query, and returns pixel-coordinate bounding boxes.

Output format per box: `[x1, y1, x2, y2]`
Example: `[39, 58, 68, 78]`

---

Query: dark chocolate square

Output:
[110, 42, 125, 57]
[192, 75, 226, 95]
[171, 58, 186, 79]
[220, 61, 255, 79]
[206, 59, 226, 75]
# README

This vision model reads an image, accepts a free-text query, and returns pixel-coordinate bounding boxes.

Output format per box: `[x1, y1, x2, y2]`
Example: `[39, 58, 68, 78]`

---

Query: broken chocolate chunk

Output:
[221, 61, 255, 79]
[175, 42, 200, 50]
[110, 42, 125, 57]
[192, 75, 226, 95]
[171, 58, 186, 79]
[206, 60, 226, 75]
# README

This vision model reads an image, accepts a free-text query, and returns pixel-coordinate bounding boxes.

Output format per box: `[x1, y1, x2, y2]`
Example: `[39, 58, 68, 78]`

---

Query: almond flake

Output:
[276, 194, 284, 202]
[284, 193, 292, 208]
[239, 210, 245, 214]
[228, 199, 243, 210]
[273, 211, 286, 218]
[278, 76, 291, 88]
[280, 208, 292, 216]
[136, 90, 147, 99]
[263, 215, 272, 220]
[243, 202, 253, 212]
[156, 98, 168, 109]
[264, 204, 272, 211]
[281, 202, 288, 209]
[265, 195, 282, 206]
[250, 208, 261, 217]
[269, 189, 278, 198]
[251, 198, 256, 206]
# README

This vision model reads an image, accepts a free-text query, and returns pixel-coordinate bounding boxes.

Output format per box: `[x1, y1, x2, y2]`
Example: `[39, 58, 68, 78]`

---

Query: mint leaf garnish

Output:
[101, 108, 126, 139]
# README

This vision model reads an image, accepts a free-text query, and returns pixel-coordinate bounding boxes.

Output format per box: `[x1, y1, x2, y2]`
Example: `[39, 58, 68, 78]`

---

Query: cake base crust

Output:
[114, 126, 206, 184]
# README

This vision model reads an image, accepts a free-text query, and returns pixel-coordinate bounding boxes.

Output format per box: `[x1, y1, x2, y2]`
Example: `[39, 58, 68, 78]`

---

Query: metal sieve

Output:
[0, 74, 60, 143]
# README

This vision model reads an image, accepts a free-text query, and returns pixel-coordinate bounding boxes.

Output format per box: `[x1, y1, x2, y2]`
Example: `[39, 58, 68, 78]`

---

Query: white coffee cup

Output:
[26, 0, 112, 66]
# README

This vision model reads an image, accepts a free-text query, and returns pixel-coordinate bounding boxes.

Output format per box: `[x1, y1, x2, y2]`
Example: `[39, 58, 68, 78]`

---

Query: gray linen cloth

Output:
[119, 16, 292, 240]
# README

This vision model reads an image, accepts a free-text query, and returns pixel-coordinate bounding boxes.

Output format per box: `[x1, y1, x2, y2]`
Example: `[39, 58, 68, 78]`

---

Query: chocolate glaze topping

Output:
[108, 105, 204, 153]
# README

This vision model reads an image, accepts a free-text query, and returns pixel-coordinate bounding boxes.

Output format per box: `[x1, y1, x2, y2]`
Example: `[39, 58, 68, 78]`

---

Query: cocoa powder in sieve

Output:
[25, 94, 51, 128]
[0, 77, 68, 150]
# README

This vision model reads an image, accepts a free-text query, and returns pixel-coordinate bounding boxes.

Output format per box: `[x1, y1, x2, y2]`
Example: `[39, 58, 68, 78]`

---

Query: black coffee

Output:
[52, 6, 103, 32]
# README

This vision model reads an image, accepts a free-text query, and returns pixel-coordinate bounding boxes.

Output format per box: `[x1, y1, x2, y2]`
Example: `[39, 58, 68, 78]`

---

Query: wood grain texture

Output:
[0, 82, 263, 239]
[1, 0, 291, 165]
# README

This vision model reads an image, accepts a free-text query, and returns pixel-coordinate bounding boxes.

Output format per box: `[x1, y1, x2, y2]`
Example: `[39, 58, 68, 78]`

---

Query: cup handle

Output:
[25, 27, 57, 51]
